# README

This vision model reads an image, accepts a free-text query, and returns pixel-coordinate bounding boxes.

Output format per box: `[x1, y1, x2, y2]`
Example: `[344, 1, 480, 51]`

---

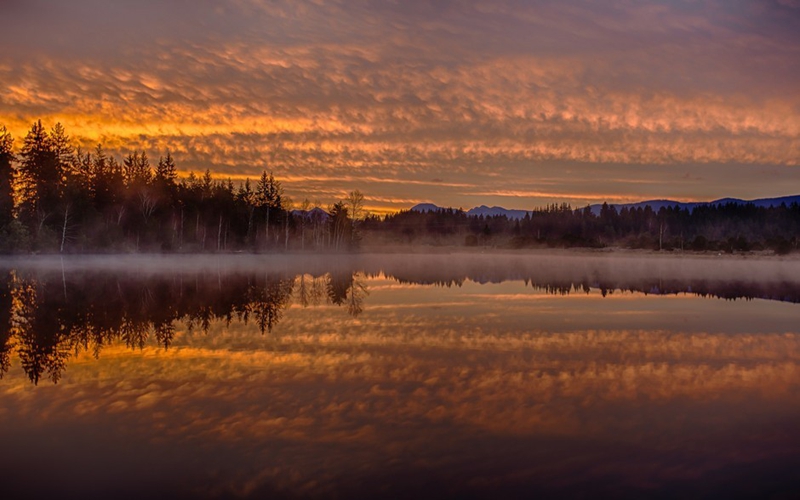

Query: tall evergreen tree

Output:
[155, 152, 177, 187]
[70, 147, 93, 191]
[49, 123, 74, 172]
[256, 171, 283, 244]
[238, 178, 256, 236]
[123, 151, 152, 188]
[0, 126, 14, 229]
[90, 144, 111, 208]
[18, 120, 61, 233]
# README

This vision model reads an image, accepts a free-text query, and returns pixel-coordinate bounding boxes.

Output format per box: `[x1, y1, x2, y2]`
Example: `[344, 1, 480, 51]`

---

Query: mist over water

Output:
[1, 253, 799, 499]
[5, 250, 799, 287]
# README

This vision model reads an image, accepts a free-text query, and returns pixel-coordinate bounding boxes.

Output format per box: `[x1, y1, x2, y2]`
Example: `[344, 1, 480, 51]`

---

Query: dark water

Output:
[1, 253, 799, 499]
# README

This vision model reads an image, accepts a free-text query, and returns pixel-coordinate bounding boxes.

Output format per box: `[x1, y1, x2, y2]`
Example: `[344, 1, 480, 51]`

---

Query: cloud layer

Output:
[1, 0, 799, 211]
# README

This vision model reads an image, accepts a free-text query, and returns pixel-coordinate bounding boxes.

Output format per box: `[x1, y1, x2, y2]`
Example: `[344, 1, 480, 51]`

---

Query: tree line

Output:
[0, 121, 364, 252]
[2, 120, 798, 254]
[364, 201, 800, 254]
[0, 269, 368, 384]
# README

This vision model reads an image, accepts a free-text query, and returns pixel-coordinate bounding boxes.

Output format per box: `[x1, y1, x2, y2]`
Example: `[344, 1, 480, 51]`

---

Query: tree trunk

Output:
[60, 205, 69, 253]
[247, 207, 253, 244]
[180, 207, 184, 249]
[217, 215, 222, 252]
[266, 206, 270, 247]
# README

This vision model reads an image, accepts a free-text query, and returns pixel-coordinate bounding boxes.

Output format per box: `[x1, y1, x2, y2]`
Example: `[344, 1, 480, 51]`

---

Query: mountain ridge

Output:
[410, 195, 800, 219]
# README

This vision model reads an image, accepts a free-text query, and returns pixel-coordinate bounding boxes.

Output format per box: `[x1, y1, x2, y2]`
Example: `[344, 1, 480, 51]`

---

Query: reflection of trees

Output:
[249, 278, 295, 334]
[0, 269, 369, 384]
[12, 278, 72, 384]
[0, 272, 14, 378]
[10, 260, 798, 386]
[347, 273, 368, 317]
[295, 273, 312, 308]
[326, 271, 351, 306]
[385, 267, 800, 304]
[325, 272, 368, 317]
[294, 273, 327, 308]
[527, 277, 800, 302]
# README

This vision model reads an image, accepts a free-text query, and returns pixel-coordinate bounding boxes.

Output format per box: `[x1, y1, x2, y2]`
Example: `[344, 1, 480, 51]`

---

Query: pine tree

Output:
[256, 171, 283, 245]
[18, 120, 61, 232]
[123, 151, 152, 187]
[90, 144, 110, 208]
[0, 126, 14, 229]
[236, 178, 256, 245]
[155, 152, 177, 186]
[49, 123, 74, 172]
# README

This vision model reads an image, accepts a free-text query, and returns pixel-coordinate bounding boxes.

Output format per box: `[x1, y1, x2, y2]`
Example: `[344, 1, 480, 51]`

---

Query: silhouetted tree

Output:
[0, 271, 12, 378]
[18, 120, 62, 238]
[256, 171, 283, 248]
[328, 201, 352, 250]
[0, 126, 14, 229]
[2, 119, 798, 254]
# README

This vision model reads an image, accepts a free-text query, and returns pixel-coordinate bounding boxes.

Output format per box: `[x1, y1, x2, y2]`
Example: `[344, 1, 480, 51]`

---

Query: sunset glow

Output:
[2, 1, 799, 211]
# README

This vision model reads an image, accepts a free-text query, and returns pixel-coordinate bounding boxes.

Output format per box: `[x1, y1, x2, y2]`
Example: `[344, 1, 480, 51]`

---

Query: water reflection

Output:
[1, 253, 800, 385]
[0, 269, 371, 384]
[0, 254, 799, 498]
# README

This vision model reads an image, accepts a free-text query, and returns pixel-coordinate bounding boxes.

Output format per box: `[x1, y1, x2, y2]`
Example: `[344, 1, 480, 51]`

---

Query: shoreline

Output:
[1, 245, 798, 261]
[1, 246, 799, 273]
[357, 244, 800, 260]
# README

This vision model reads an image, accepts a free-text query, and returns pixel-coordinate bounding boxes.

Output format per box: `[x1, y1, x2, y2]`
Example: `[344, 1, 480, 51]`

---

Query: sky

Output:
[1, 0, 799, 214]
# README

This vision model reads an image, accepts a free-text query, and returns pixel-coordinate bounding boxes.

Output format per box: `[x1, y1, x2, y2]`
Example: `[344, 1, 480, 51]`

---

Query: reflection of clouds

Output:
[4, 327, 799, 432]
[2, 259, 800, 494]
[3, 338, 799, 495]
[2, 275, 800, 495]
[1, 1, 799, 209]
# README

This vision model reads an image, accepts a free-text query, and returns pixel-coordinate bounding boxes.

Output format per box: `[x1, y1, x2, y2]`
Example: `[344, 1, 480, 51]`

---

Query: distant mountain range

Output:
[290, 207, 329, 220]
[588, 195, 800, 215]
[411, 195, 800, 220]
[411, 203, 532, 219]
[591, 200, 702, 215]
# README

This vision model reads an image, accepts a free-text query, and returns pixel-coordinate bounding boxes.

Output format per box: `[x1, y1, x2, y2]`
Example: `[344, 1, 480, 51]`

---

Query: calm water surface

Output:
[1, 253, 799, 499]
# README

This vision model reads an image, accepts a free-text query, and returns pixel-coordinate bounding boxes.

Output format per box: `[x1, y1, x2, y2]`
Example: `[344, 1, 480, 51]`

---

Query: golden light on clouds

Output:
[1, 0, 799, 210]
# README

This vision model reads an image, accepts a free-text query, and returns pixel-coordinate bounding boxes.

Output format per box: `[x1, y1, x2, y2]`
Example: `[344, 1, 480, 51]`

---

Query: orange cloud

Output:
[0, 0, 798, 211]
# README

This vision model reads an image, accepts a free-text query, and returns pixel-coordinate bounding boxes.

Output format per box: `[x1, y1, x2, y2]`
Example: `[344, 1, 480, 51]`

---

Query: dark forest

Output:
[1, 121, 798, 254]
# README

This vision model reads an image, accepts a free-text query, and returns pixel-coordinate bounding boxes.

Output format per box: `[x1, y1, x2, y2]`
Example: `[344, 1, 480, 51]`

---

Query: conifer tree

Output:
[155, 152, 177, 186]
[18, 120, 61, 233]
[0, 127, 14, 229]
[49, 123, 74, 172]
[256, 171, 283, 244]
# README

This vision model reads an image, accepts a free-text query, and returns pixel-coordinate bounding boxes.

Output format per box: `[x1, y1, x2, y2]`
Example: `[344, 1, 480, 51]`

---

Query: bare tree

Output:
[346, 190, 366, 222]
[346, 273, 369, 317]
[295, 274, 311, 308]
[138, 190, 157, 223]
[346, 190, 366, 246]
[60, 204, 70, 253]
[283, 196, 293, 251]
[299, 198, 311, 251]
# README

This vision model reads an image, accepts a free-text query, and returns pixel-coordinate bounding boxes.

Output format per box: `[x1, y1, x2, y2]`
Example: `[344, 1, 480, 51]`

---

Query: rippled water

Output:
[1, 253, 799, 499]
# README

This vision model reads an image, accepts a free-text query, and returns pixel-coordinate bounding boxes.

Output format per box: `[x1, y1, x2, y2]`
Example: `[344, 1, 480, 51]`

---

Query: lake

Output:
[1, 253, 799, 499]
